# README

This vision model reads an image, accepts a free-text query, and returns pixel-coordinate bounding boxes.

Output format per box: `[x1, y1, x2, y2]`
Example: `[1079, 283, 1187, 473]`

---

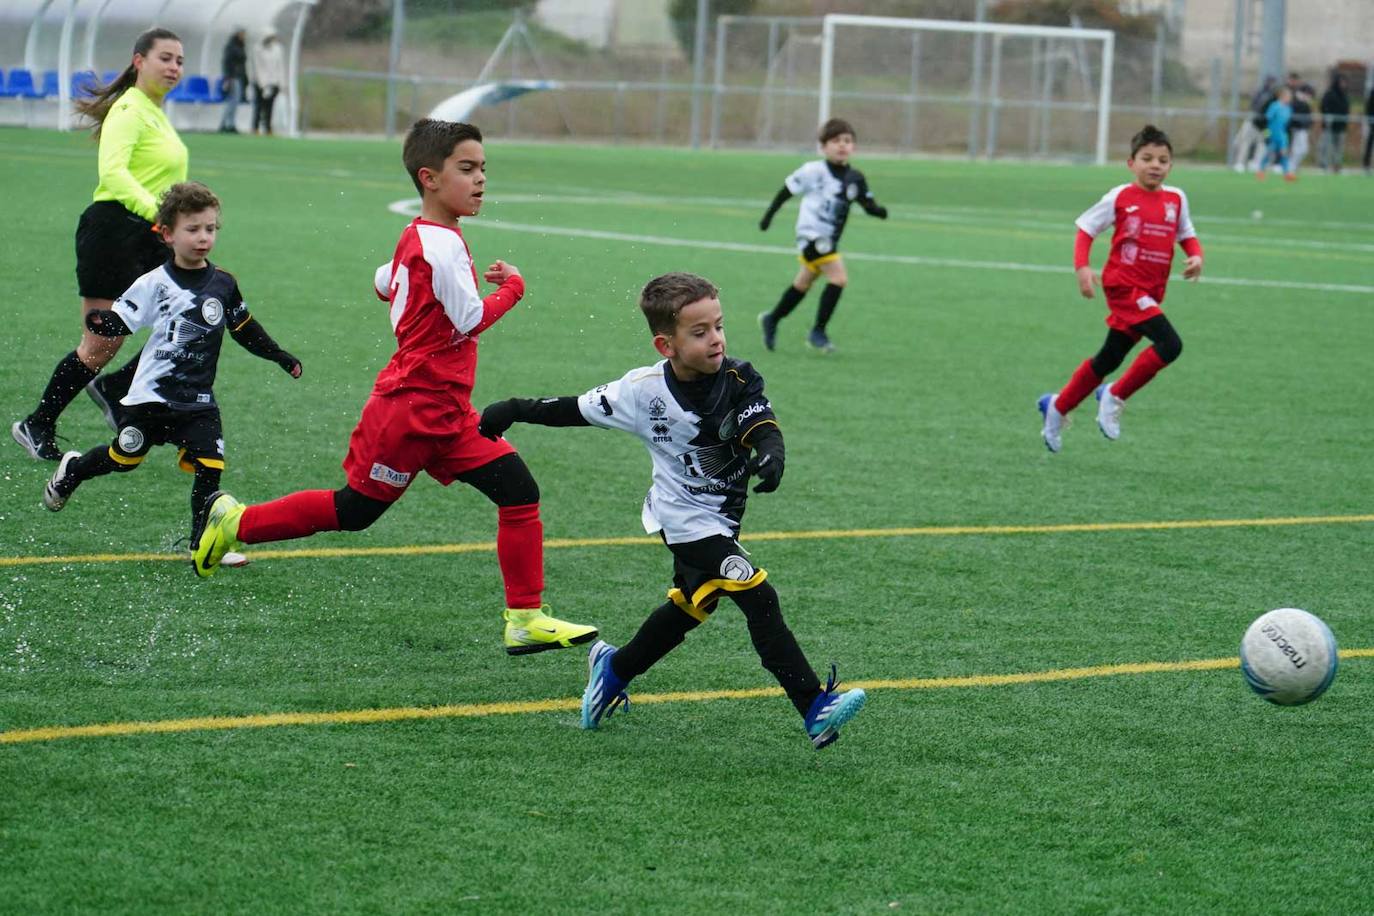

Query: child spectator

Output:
[1038, 125, 1203, 452]
[192, 120, 597, 656]
[478, 272, 866, 749]
[1257, 86, 1295, 179]
[43, 182, 301, 546]
[756, 118, 888, 354]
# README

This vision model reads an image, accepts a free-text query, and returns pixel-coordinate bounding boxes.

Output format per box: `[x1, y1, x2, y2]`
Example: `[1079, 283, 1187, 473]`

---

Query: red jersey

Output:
[1075, 183, 1197, 297]
[369, 217, 524, 401]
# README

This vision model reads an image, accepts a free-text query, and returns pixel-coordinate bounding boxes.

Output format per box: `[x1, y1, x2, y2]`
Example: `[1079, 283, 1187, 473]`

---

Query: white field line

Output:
[486, 191, 1374, 252]
[387, 199, 1374, 295]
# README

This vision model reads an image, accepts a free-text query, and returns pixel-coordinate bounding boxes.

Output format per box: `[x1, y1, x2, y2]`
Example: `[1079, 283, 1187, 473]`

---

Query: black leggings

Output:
[332, 453, 540, 531]
[1090, 313, 1183, 377]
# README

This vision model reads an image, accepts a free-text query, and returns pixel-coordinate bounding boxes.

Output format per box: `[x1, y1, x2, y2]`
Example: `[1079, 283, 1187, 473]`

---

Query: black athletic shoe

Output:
[12, 417, 61, 461]
[86, 375, 124, 431]
[807, 328, 836, 354]
[758, 311, 778, 351]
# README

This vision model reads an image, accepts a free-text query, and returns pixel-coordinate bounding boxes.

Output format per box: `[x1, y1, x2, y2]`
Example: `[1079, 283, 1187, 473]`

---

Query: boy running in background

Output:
[43, 181, 301, 543]
[478, 272, 866, 749]
[1038, 125, 1203, 452]
[757, 118, 888, 354]
[193, 119, 597, 656]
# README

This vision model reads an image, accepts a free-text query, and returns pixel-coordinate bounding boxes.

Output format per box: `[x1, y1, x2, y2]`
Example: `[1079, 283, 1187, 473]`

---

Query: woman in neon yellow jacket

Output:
[13, 28, 188, 461]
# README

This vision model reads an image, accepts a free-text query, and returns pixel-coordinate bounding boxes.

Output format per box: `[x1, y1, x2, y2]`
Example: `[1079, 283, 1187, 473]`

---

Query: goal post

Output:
[818, 14, 1115, 164]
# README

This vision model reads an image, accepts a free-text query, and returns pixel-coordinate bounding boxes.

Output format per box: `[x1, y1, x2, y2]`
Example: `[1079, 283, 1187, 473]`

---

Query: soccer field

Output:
[2, 127, 1373, 912]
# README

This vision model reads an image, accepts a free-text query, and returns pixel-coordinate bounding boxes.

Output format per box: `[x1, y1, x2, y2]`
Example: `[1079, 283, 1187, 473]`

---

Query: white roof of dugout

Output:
[4, 0, 316, 134]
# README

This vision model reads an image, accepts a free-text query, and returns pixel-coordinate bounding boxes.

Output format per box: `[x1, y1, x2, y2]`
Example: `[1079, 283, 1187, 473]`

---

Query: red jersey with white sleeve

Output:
[370, 217, 524, 402]
[1075, 183, 1197, 299]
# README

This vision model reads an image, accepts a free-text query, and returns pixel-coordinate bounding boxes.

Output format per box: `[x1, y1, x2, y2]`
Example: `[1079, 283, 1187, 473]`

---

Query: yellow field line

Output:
[3, 513, 1372, 569]
[4, 649, 1371, 746]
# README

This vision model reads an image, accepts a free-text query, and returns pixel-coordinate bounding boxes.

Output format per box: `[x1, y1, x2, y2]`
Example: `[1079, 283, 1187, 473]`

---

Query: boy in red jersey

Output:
[1038, 125, 1204, 452]
[193, 119, 597, 656]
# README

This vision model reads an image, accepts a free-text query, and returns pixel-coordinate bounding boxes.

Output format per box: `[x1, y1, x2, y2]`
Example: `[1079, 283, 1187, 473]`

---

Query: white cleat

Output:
[1095, 384, 1124, 440]
[1037, 393, 1065, 453]
[42, 451, 81, 511]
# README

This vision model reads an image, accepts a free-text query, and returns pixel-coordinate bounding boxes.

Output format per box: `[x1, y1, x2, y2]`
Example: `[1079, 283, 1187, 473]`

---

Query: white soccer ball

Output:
[1250, 209, 1263, 221]
[1240, 608, 1338, 705]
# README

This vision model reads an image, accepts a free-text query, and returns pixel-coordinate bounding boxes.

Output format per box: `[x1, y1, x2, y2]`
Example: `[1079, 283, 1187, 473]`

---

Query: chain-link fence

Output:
[293, 1, 1372, 163]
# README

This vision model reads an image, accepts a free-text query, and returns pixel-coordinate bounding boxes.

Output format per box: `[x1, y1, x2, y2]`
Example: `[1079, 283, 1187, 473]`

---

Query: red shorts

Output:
[341, 389, 516, 503]
[1103, 286, 1165, 332]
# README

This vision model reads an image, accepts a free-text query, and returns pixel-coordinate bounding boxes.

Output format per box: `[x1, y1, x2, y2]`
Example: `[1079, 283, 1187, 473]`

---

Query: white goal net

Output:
[711, 14, 1115, 163]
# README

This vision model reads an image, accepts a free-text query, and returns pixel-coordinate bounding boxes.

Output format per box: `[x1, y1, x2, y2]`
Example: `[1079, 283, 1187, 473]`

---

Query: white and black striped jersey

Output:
[785, 159, 874, 250]
[578, 358, 779, 544]
[112, 261, 249, 410]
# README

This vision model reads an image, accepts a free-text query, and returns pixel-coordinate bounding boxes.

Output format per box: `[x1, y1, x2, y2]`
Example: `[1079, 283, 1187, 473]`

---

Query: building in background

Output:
[535, 0, 677, 54]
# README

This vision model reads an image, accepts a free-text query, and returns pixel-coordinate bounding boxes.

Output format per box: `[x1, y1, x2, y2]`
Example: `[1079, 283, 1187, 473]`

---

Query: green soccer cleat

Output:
[192, 491, 245, 578]
[503, 606, 598, 655]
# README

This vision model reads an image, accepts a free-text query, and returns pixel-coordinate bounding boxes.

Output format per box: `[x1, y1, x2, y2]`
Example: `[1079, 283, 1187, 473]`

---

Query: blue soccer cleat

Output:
[804, 664, 866, 749]
[581, 639, 630, 730]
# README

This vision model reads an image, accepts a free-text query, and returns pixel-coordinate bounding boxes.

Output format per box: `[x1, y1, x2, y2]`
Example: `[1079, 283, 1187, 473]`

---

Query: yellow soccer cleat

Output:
[192, 491, 245, 578]
[503, 606, 598, 656]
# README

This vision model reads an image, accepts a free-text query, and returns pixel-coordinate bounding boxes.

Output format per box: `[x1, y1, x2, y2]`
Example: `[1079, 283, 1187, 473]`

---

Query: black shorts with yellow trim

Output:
[798, 237, 841, 274]
[663, 534, 767, 623]
[110, 404, 225, 473]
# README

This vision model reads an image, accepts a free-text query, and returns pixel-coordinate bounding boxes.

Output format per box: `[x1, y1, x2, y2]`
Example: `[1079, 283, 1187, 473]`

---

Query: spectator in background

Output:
[218, 29, 247, 134]
[1289, 87, 1314, 174]
[1318, 72, 1349, 173]
[1256, 86, 1294, 180]
[249, 31, 285, 135]
[1231, 76, 1276, 173]
[1365, 84, 1374, 174]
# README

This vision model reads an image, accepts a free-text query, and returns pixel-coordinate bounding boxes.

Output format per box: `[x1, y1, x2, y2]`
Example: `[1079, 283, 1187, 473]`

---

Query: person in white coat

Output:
[249, 31, 285, 135]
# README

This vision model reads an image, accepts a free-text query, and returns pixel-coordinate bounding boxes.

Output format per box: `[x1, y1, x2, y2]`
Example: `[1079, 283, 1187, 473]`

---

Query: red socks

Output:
[1056, 359, 1102, 414]
[1112, 347, 1167, 400]
[497, 503, 544, 610]
[237, 489, 340, 544]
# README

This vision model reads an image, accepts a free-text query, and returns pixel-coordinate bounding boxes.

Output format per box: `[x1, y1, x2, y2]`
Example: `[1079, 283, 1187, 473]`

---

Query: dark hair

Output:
[403, 119, 483, 194]
[819, 118, 855, 144]
[76, 28, 182, 138]
[639, 272, 720, 335]
[156, 181, 221, 231]
[1129, 124, 1173, 157]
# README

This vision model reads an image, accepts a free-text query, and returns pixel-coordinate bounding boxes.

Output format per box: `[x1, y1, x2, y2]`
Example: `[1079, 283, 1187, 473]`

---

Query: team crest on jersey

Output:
[117, 426, 145, 454]
[719, 555, 755, 581]
[846, 183, 859, 200]
[1164, 202, 1178, 223]
[201, 297, 224, 326]
[369, 462, 412, 488]
[649, 397, 668, 418]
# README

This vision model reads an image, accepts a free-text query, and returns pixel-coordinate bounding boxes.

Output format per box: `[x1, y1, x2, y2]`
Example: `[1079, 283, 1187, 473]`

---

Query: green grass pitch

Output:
[2, 127, 1373, 912]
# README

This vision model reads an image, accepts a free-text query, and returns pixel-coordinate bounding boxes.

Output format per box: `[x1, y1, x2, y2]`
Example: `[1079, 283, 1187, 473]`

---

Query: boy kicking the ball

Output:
[478, 272, 866, 749]
[193, 119, 597, 656]
[1038, 124, 1204, 452]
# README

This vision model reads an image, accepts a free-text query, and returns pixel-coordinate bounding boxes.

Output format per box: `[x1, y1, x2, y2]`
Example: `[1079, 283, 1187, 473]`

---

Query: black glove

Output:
[759, 214, 772, 231]
[478, 399, 520, 440]
[747, 450, 784, 493]
[275, 351, 302, 378]
[872, 205, 888, 219]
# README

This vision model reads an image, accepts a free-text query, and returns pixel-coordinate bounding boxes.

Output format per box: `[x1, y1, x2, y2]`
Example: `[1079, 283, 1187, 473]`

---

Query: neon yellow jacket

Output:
[92, 87, 188, 222]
